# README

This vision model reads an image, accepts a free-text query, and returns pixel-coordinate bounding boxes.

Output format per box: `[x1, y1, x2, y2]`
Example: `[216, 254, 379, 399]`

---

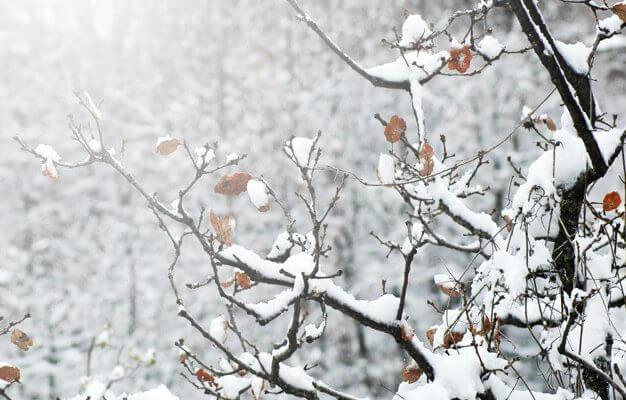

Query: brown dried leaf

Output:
[436, 283, 462, 297]
[448, 46, 472, 73]
[612, 3, 626, 23]
[214, 172, 252, 196]
[41, 160, 59, 182]
[195, 368, 215, 383]
[544, 117, 557, 131]
[0, 365, 20, 383]
[603, 191, 622, 212]
[401, 365, 423, 383]
[384, 115, 407, 143]
[210, 209, 235, 246]
[418, 143, 435, 177]
[155, 137, 181, 155]
[425, 327, 437, 347]
[235, 271, 252, 289]
[11, 329, 33, 351]
[503, 215, 513, 232]
[443, 330, 465, 348]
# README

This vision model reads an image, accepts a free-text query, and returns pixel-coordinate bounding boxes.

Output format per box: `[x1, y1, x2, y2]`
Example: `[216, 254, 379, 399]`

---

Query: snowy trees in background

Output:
[4, 0, 626, 399]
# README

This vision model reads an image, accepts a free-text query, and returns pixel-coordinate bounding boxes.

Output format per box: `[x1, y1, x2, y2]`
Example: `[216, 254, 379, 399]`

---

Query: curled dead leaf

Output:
[41, 159, 58, 182]
[425, 326, 437, 346]
[448, 46, 472, 73]
[214, 172, 252, 196]
[418, 143, 434, 177]
[235, 271, 252, 289]
[0, 365, 20, 383]
[210, 209, 235, 246]
[195, 368, 215, 383]
[603, 191, 622, 212]
[384, 115, 407, 143]
[612, 3, 626, 23]
[401, 364, 423, 383]
[503, 215, 513, 232]
[11, 329, 33, 351]
[155, 137, 181, 155]
[443, 330, 465, 348]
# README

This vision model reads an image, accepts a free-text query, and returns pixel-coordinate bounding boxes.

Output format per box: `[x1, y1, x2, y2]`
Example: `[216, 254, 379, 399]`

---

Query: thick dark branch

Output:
[508, 0, 607, 176]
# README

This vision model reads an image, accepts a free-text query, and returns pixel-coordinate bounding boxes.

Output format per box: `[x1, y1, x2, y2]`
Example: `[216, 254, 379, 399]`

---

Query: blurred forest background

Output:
[1, 0, 624, 398]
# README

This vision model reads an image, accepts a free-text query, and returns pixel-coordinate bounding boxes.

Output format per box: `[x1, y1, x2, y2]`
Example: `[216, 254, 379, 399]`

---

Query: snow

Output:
[247, 274, 305, 320]
[226, 152, 239, 163]
[377, 153, 395, 185]
[209, 315, 228, 344]
[505, 124, 590, 217]
[119, 385, 179, 400]
[246, 179, 270, 211]
[399, 14, 432, 47]
[554, 41, 590, 75]
[366, 50, 448, 83]
[288, 137, 314, 167]
[194, 146, 215, 165]
[598, 14, 624, 35]
[396, 346, 507, 400]
[477, 35, 504, 59]
[409, 77, 425, 135]
[76, 91, 102, 121]
[266, 231, 305, 260]
[430, 178, 501, 239]
[34, 144, 61, 161]
[108, 365, 125, 380]
[593, 127, 625, 164]
[87, 138, 102, 153]
[258, 353, 315, 391]
[311, 279, 400, 324]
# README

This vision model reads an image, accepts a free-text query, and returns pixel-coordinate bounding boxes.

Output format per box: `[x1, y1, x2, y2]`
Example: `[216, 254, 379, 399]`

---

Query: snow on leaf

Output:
[209, 315, 228, 344]
[11, 329, 33, 351]
[288, 137, 314, 167]
[477, 35, 503, 59]
[246, 179, 270, 212]
[214, 172, 252, 196]
[399, 14, 432, 47]
[155, 136, 181, 155]
[384, 115, 406, 143]
[603, 191, 621, 212]
[377, 153, 395, 185]
[34, 144, 61, 162]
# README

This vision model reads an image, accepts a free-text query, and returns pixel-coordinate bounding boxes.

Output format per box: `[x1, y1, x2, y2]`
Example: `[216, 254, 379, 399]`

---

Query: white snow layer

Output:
[377, 153, 395, 185]
[477, 35, 504, 59]
[555, 41, 590, 74]
[399, 14, 432, 47]
[246, 179, 270, 210]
